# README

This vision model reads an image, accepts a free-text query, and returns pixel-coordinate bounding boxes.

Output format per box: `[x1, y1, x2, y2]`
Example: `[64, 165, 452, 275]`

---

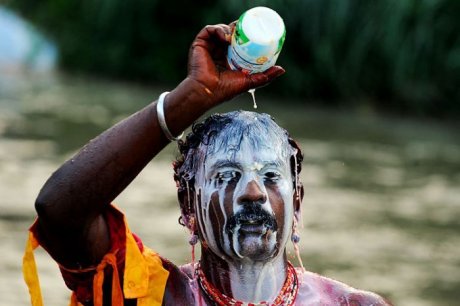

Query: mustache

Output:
[225, 204, 278, 234]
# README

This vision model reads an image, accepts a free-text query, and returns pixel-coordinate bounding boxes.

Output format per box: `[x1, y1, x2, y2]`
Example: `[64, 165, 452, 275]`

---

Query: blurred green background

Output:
[6, 0, 460, 118]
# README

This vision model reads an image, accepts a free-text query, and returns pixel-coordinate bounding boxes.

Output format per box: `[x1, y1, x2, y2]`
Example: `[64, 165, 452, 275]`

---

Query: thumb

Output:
[247, 66, 285, 89]
[264, 66, 286, 81]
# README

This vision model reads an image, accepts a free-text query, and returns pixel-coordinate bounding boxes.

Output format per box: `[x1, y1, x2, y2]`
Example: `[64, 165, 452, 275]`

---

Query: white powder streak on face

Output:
[218, 180, 232, 257]
[222, 139, 295, 301]
[195, 182, 226, 260]
[197, 134, 296, 260]
[228, 139, 277, 257]
[232, 224, 243, 258]
[274, 173, 295, 265]
[191, 112, 301, 301]
[201, 181, 225, 259]
[194, 187, 206, 239]
[195, 161, 235, 260]
[239, 139, 294, 261]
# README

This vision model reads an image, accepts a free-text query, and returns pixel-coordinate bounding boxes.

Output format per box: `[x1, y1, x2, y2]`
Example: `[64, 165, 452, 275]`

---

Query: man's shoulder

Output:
[297, 269, 392, 305]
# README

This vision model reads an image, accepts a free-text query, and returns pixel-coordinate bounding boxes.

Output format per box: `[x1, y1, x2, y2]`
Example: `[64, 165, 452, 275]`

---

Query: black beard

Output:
[225, 204, 278, 234]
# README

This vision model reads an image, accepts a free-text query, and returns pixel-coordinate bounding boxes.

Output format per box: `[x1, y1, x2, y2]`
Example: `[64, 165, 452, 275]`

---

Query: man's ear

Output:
[293, 183, 304, 222]
[177, 189, 186, 211]
[178, 186, 196, 230]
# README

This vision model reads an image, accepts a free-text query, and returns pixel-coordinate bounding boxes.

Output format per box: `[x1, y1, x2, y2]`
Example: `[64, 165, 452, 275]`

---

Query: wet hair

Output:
[173, 110, 303, 224]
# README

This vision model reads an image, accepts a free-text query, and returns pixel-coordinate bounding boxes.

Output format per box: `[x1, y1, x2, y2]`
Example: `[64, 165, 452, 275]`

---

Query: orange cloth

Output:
[23, 205, 169, 306]
[22, 231, 43, 306]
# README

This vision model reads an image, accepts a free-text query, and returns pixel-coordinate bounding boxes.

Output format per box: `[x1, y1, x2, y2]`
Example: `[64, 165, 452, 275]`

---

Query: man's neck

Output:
[200, 247, 288, 302]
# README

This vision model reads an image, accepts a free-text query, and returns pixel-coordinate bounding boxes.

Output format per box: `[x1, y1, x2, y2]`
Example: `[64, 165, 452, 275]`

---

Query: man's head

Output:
[174, 110, 303, 262]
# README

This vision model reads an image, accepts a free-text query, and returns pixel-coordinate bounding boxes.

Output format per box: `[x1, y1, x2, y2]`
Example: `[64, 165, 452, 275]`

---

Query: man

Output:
[24, 23, 391, 305]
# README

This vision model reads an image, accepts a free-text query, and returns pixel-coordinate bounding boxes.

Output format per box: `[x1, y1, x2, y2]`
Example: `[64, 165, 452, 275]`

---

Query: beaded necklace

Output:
[196, 261, 299, 306]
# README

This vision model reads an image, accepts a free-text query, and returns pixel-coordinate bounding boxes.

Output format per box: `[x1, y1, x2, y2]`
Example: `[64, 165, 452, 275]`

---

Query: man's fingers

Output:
[196, 24, 232, 45]
[247, 73, 269, 90]
[229, 20, 237, 31]
[227, 21, 237, 42]
[246, 66, 285, 89]
[263, 66, 286, 80]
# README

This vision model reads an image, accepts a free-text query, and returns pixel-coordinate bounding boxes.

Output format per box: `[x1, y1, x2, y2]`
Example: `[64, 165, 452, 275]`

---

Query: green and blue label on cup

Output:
[227, 7, 286, 74]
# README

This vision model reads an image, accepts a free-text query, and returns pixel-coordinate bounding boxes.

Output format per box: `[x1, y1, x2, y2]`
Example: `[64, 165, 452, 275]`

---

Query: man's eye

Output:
[264, 171, 281, 182]
[216, 171, 240, 184]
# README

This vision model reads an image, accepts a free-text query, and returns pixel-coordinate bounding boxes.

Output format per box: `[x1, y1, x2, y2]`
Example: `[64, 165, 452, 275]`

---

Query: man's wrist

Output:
[169, 77, 218, 110]
[156, 92, 184, 141]
[156, 78, 218, 139]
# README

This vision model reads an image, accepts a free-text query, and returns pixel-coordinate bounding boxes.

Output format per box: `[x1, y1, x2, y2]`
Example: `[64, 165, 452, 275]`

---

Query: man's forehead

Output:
[189, 111, 295, 175]
[203, 135, 291, 167]
[207, 122, 289, 152]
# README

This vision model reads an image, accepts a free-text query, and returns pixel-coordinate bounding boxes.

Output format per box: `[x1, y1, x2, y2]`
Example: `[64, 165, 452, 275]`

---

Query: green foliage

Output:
[7, 0, 460, 117]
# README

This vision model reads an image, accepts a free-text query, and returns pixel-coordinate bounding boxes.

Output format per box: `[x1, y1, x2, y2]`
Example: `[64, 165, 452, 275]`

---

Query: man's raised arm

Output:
[33, 24, 285, 268]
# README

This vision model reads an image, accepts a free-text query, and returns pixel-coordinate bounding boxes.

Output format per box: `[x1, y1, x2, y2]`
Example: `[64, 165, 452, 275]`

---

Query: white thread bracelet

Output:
[156, 91, 184, 141]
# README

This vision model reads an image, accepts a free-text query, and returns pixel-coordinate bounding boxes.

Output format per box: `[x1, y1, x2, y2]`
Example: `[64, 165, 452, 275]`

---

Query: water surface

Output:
[1, 71, 459, 305]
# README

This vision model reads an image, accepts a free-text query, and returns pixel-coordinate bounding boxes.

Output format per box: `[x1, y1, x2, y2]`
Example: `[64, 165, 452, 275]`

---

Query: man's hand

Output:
[187, 24, 285, 105]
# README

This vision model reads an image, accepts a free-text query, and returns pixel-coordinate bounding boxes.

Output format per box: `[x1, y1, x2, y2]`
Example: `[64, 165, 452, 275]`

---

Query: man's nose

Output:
[237, 180, 267, 205]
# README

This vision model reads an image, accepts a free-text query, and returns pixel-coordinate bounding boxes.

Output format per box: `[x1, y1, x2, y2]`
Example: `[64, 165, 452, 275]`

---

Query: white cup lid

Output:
[241, 7, 285, 45]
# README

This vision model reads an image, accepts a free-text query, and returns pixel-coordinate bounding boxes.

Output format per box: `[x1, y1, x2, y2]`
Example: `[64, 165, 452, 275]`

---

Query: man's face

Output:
[193, 131, 296, 262]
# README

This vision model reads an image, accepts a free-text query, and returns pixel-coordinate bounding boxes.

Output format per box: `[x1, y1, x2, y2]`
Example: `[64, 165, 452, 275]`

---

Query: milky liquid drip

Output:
[182, 111, 302, 302]
[248, 89, 257, 109]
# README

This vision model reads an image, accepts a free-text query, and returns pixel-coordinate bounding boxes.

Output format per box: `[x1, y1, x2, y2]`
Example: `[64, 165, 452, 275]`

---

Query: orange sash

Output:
[23, 209, 169, 306]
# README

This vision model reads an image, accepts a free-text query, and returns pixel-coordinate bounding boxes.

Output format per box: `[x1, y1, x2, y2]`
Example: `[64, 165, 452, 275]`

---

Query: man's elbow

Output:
[34, 187, 60, 224]
[35, 193, 51, 219]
